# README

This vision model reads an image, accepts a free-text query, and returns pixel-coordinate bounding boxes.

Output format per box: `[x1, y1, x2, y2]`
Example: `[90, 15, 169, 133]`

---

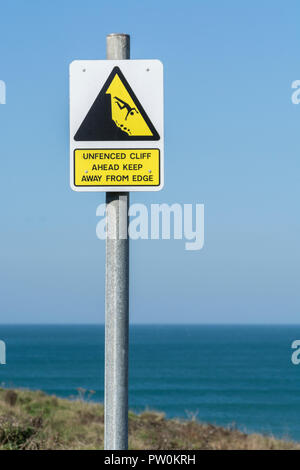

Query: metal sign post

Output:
[69, 32, 164, 450]
[105, 33, 130, 450]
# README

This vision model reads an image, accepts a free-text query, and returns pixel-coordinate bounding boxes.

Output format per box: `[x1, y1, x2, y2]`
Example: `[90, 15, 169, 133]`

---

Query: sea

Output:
[0, 324, 300, 441]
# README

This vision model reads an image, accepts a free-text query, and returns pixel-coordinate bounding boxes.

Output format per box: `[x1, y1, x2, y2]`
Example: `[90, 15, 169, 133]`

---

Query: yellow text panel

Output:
[74, 149, 160, 186]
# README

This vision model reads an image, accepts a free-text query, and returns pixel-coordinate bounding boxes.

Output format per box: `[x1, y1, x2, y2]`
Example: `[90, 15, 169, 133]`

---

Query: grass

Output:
[0, 387, 298, 450]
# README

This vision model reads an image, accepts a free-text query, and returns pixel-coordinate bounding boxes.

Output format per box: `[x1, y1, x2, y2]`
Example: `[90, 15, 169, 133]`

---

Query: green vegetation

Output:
[0, 387, 298, 450]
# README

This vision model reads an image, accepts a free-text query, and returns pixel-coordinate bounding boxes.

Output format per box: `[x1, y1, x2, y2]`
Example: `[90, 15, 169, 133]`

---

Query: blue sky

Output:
[0, 0, 299, 323]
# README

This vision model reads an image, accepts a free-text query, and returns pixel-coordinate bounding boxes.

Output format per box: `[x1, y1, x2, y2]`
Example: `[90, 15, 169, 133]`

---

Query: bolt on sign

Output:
[69, 60, 164, 191]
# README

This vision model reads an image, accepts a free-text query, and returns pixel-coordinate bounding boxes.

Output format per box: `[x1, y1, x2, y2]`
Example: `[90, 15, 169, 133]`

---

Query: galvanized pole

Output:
[104, 33, 130, 450]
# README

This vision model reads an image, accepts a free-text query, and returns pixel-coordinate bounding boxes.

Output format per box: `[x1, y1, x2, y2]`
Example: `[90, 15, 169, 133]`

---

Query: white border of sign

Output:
[69, 60, 164, 192]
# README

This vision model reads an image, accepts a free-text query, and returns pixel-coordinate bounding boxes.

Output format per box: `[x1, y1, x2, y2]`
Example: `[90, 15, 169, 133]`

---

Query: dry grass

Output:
[0, 388, 298, 450]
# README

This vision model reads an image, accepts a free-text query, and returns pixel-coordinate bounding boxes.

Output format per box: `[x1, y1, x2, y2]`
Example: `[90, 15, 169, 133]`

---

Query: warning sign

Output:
[70, 60, 164, 192]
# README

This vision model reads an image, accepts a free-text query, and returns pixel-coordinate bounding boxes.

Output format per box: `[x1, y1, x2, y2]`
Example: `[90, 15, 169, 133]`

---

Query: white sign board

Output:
[69, 60, 164, 192]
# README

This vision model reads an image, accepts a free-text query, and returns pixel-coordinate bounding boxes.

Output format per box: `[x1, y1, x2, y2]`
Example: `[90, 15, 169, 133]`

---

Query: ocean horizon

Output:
[1, 324, 300, 441]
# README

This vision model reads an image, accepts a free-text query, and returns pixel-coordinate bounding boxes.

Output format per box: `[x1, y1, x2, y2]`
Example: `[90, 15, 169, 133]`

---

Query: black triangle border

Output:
[74, 66, 160, 141]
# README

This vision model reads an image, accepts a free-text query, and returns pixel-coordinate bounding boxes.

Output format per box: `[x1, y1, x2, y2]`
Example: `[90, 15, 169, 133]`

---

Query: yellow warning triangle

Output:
[75, 67, 160, 141]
